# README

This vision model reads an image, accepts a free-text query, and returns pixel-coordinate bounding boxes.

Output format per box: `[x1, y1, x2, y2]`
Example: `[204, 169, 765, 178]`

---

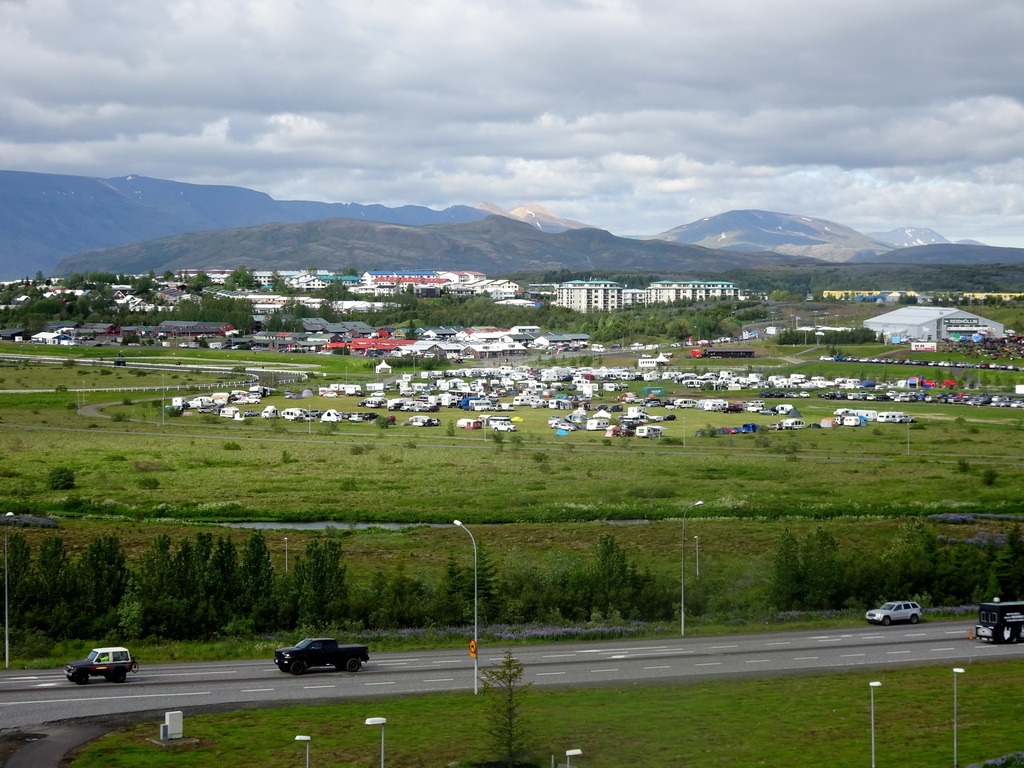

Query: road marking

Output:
[886, 651, 911, 655]
[590, 669, 618, 673]
[745, 660, 771, 664]
[242, 688, 274, 692]
[695, 662, 721, 667]
[794, 656, 819, 661]
[945, 631, 966, 635]
[142, 671, 239, 679]
[424, 678, 454, 683]
[905, 633, 926, 638]
[0, 691, 211, 706]
[432, 660, 461, 665]
[708, 645, 738, 649]
[930, 647, 955, 652]
[536, 672, 565, 677]
[841, 654, 865, 658]
[610, 655, 627, 659]
[373, 661, 409, 666]
[542, 654, 578, 658]
[860, 635, 885, 640]
[35, 683, 59, 688]
[643, 665, 671, 670]
[766, 642, 791, 646]
[817, 638, 843, 643]
[303, 685, 336, 689]
[364, 682, 396, 686]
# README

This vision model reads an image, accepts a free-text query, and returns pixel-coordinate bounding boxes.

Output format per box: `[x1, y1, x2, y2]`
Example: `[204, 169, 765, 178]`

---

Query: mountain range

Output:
[3, 169, 1024, 279]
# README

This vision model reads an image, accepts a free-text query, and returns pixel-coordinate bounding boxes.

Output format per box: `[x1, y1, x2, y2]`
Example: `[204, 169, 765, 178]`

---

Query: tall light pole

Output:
[284, 537, 289, 573]
[953, 668, 965, 767]
[365, 717, 386, 768]
[869, 681, 882, 768]
[694, 535, 700, 578]
[4, 512, 13, 668]
[681, 501, 704, 636]
[566, 748, 582, 768]
[295, 735, 311, 768]
[453, 520, 479, 694]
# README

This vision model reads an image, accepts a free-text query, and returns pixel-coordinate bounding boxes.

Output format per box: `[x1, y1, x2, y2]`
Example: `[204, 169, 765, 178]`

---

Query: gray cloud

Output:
[2, 0, 1024, 243]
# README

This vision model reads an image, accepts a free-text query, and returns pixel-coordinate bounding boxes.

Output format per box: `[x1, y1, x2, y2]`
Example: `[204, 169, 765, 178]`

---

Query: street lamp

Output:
[295, 735, 311, 768]
[869, 681, 882, 768]
[681, 501, 704, 636]
[566, 748, 582, 768]
[453, 520, 479, 694]
[365, 717, 386, 768]
[953, 668, 965, 767]
[694, 535, 700, 578]
[4, 511, 13, 668]
[284, 537, 289, 573]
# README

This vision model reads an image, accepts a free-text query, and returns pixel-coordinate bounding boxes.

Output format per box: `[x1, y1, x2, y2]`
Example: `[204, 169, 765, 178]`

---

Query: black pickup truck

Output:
[274, 637, 370, 674]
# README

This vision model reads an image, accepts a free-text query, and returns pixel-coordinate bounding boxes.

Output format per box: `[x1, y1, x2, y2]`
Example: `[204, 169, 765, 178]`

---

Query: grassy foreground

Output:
[69, 659, 1024, 768]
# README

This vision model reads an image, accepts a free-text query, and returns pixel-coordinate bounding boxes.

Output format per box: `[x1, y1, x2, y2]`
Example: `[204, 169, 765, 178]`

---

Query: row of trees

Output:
[770, 519, 1024, 612]
[5, 531, 673, 644]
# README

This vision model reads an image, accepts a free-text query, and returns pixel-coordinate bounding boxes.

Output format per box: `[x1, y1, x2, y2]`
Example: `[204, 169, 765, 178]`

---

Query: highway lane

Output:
[1, 620, 1020, 733]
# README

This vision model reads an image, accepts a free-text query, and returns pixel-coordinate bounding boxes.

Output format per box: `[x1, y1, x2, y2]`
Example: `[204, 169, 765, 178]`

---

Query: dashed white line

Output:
[364, 682, 396, 687]
[745, 660, 771, 664]
[542, 654, 577, 659]
[0, 691, 211, 706]
[242, 688, 274, 692]
[818, 638, 843, 643]
[695, 662, 721, 667]
[886, 651, 910, 655]
[708, 645, 738, 649]
[905, 633, 926, 638]
[303, 685, 336, 689]
[590, 669, 618, 673]
[766, 642, 791, 646]
[643, 665, 670, 670]
[931, 647, 955, 652]
[841, 654, 865, 658]
[537, 672, 565, 677]
[794, 656, 819, 661]
[424, 678, 454, 683]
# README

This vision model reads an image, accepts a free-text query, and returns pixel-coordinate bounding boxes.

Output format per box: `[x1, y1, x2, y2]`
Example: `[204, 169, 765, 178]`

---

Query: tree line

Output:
[4, 530, 674, 646]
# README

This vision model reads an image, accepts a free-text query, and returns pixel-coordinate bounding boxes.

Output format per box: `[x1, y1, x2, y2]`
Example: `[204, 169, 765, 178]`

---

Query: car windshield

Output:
[86, 650, 99, 662]
[880, 602, 898, 611]
[295, 638, 313, 649]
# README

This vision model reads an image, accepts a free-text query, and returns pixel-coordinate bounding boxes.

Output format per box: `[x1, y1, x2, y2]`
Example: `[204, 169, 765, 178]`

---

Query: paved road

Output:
[0, 620, 1014, 735]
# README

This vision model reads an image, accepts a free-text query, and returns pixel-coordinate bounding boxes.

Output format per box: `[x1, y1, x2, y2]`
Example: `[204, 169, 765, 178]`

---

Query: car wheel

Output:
[290, 660, 306, 675]
[73, 670, 89, 685]
[110, 667, 127, 683]
[909, 614, 919, 625]
[345, 657, 362, 673]
[881, 616, 891, 626]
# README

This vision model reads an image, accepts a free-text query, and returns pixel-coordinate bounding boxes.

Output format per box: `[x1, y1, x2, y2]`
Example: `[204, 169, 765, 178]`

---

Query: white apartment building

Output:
[555, 280, 624, 312]
[646, 280, 742, 303]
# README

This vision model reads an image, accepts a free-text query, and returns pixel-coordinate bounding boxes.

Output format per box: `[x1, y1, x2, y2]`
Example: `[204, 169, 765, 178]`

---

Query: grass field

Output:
[65, 659, 1024, 768]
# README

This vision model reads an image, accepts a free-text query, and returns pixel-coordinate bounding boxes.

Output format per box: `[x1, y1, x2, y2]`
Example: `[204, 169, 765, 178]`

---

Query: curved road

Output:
[0, 620, 1014, 735]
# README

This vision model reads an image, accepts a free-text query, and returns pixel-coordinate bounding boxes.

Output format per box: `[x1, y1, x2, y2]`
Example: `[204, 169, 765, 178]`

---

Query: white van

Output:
[779, 418, 805, 430]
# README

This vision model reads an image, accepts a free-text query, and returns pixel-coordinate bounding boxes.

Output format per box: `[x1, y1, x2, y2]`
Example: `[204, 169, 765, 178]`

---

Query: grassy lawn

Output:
[66, 659, 1024, 768]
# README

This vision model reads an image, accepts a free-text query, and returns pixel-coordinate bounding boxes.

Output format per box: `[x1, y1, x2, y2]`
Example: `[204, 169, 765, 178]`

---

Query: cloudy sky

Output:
[3, 0, 1024, 244]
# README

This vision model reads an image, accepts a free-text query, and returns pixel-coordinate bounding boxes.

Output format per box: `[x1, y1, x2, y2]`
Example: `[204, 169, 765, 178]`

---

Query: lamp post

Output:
[295, 735, 311, 768]
[566, 748, 582, 768]
[694, 535, 700, 578]
[681, 501, 704, 636]
[5, 511, 13, 668]
[869, 681, 882, 768]
[453, 520, 479, 694]
[953, 668, 965, 767]
[284, 537, 289, 573]
[365, 717, 386, 768]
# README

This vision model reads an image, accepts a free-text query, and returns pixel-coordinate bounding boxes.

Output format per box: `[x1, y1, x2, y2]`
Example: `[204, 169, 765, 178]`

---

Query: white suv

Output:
[866, 601, 922, 626]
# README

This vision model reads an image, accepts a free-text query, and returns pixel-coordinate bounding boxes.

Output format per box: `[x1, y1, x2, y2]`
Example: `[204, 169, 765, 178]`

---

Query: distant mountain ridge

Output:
[477, 202, 593, 232]
[867, 226, 950, 248]
[647, 209, 896, 263]
[0, 170, 488, 279]
[52, 215, 817, 277]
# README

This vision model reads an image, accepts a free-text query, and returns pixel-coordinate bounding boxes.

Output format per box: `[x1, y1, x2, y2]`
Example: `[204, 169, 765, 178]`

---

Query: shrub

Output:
[982, 468, 998, 486]
[138, 477, 160, 490]
[46, 466, 76, 490]
[223, 442, 242, 451]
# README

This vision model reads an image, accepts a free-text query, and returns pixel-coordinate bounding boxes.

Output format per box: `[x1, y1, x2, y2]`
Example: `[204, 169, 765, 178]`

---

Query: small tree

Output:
[480, 650, 533, 768]
[47, 466, 76, 490]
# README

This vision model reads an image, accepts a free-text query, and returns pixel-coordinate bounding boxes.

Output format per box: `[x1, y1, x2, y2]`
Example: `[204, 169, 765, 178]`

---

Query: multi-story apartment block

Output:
[646, 280, 742, 303]
[555, 280, 624, 312]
